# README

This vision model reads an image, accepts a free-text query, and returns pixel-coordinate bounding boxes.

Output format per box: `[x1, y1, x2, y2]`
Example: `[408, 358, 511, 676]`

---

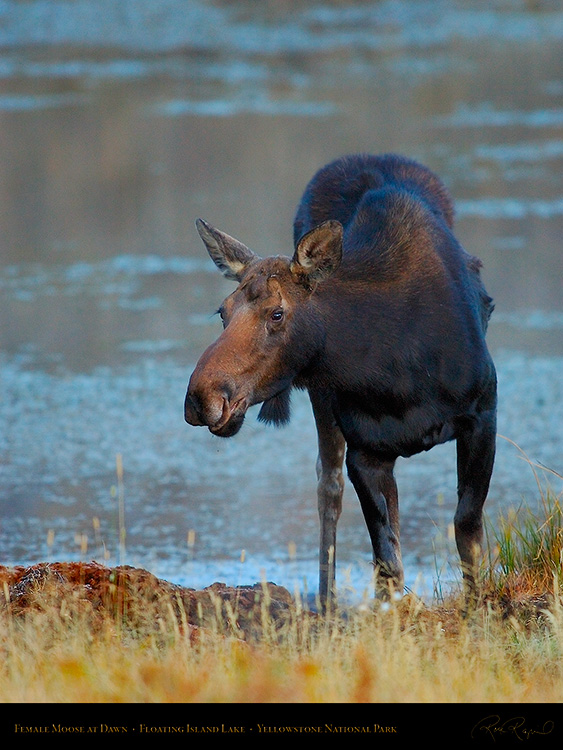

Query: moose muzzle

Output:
[184, 371, 249, 438]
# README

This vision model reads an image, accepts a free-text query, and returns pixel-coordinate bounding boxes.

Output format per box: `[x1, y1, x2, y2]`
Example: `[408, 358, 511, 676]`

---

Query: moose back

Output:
[184, 153, 497, 606]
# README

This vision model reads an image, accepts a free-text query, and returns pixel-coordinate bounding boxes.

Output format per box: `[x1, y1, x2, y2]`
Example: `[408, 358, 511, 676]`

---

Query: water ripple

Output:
[149, 96, 338, 118]
[0, 254, 214, 301]
[433, 103, 563, 128]
[457, 197, 563, 219]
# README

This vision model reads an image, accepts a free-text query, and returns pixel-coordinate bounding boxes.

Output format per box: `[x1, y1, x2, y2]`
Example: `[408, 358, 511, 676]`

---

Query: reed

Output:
[485, 438, 563, 599]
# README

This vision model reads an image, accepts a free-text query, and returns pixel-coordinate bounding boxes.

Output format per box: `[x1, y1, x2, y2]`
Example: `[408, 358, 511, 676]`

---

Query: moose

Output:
[184, 153, 497, 608]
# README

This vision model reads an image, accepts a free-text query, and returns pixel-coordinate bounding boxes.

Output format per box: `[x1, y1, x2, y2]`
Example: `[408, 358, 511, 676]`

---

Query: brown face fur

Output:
[186, 258, 299, 436]
[184, 219, 342, 437]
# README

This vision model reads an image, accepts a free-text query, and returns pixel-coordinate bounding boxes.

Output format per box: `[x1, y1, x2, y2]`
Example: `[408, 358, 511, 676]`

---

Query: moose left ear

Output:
[196, 218, 260, 281]
[290, 220, 343, 283]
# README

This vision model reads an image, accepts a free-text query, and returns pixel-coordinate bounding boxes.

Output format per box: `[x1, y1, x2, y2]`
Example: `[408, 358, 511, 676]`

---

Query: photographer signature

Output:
[471, 714, 554, 741]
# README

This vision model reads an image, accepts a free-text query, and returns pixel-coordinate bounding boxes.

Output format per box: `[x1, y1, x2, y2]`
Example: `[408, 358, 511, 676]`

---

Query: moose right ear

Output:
[290, 220, 343, 284]
[196, 219, 260, 281]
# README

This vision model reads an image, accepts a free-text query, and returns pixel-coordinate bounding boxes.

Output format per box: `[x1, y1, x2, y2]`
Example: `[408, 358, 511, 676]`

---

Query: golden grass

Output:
[1, 578, 563, 705]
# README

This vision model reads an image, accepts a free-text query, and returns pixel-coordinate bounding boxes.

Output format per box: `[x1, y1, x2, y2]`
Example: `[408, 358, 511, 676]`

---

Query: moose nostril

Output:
[184, 391, 204, 425]
[220, 383, 234, 402]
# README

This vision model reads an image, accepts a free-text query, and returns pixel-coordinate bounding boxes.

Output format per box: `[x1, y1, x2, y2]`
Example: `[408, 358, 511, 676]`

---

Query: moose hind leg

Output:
[346, 448, 403, 597]
[454, 409, 496, 607]
[310, 392, 346, 608]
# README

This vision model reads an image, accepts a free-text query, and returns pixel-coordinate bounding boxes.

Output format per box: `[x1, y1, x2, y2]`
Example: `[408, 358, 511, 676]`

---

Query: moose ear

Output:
[195, 218, 260, 281]
[290, 220, 343, 283]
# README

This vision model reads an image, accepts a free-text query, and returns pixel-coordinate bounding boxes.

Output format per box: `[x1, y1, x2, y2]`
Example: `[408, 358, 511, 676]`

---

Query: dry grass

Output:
[1, 569, 563, 706]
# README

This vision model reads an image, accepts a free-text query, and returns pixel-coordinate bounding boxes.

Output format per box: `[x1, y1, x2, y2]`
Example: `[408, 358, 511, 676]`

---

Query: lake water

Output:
[0, 0, 562, 601]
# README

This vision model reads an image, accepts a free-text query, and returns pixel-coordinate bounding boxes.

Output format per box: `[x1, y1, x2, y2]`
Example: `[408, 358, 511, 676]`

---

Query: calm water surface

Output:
[0, 0, 562, 599]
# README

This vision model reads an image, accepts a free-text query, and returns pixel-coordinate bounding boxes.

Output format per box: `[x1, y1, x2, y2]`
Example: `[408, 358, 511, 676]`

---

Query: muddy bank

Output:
[0, 560, 300, 641]
[0, 561, 553, 644]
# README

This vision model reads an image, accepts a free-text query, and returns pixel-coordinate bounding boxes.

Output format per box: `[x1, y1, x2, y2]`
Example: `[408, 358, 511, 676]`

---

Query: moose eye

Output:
[270, 308, 284, 322]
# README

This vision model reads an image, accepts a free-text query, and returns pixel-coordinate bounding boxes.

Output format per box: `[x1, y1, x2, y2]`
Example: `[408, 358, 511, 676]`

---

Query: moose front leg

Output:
[310, 391, 346, 609]
[346, 448, 403, 597]
[454, 408, 496, 609]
